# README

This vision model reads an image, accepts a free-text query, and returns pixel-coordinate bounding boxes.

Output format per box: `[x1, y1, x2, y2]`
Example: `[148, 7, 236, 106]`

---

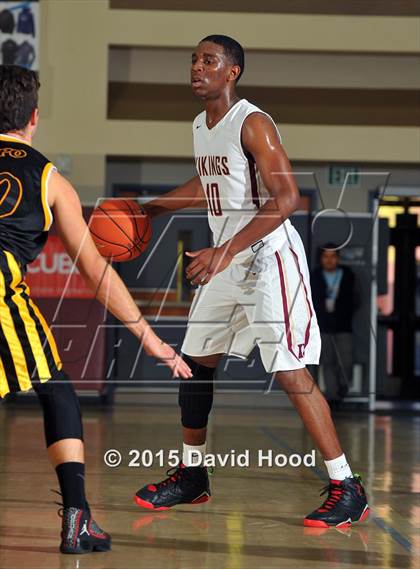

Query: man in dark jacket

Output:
[311, 243, 359, 405]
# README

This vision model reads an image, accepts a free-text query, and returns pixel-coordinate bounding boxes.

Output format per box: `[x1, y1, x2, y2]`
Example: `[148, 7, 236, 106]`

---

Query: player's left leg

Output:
[34, 372, 111, 553]
[275, 367, 369, 528]
[245, 239, 368, 528]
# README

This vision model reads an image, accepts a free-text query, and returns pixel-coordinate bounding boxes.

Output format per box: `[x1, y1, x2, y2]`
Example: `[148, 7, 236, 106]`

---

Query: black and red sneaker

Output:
[134, 464, 211, 511]
[304, 475, 369, 528]
[60, 507, 111, 554]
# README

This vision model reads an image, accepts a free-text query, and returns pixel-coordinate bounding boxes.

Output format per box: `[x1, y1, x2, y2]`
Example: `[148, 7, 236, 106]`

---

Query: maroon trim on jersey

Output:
[289, 246, 313, 351]
[246, 154, 260, 209]
[275, 250, 299, 361]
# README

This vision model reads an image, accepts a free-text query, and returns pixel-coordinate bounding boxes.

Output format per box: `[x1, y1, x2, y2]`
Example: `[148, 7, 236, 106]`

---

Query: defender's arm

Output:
[48, 171, 192, 378]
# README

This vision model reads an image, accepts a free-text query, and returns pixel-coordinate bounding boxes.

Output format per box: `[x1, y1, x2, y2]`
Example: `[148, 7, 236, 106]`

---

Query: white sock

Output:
[183, 442, 206, 467]
[324, 453, 352, 480]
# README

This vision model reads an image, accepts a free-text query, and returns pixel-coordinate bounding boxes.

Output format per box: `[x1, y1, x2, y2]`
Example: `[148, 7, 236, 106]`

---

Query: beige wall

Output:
[107, 9, 419, 53]
[36, 1, 420, 203]
[37, 1, 109, 201]
[109, 48, 420, 90]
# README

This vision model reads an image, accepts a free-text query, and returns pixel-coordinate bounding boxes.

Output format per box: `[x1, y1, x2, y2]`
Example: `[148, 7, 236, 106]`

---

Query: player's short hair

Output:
[200, 34, 245, 82]
[0, 65, 40, 133]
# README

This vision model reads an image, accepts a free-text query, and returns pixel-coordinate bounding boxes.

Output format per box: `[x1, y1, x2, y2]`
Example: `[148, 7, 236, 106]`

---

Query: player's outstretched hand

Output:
[144, 337, 193, 379]
[185, 246, 234, 285]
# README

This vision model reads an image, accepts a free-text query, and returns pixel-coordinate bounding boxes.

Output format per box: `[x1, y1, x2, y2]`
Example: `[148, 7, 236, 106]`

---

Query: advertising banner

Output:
[26, 235, 94, 299]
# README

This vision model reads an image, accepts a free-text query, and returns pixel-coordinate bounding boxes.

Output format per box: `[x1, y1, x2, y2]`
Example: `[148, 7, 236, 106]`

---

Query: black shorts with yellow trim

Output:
[0, 250, 63, 398]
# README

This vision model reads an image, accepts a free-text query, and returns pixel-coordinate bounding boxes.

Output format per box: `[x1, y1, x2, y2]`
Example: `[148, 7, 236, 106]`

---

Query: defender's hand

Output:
[185, 246, 234, 285]
[144, 336, 192, 379]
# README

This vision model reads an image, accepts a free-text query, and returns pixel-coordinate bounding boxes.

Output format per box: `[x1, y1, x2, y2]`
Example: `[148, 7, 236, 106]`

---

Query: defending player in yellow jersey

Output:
[0, 65, 191, 554]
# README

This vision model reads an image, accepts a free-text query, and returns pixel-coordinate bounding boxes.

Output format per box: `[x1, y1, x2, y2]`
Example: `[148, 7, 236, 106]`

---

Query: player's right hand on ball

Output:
[144, 337, 193, 379]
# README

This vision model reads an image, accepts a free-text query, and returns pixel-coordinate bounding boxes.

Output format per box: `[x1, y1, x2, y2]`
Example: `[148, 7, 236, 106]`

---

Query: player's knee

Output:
[34, 371, 83, 446]
[179, 354, 215, 429]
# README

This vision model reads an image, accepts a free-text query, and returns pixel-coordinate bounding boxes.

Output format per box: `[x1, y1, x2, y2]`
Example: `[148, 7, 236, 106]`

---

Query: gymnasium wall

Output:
[35, 1, 420, 204]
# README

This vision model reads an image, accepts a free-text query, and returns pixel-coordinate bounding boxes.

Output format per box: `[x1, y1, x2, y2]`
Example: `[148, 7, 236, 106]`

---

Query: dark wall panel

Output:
[108, 82, 420, 127]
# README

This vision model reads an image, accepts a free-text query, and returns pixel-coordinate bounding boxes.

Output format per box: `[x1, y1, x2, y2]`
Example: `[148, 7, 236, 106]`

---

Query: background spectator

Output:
[311, 243, 360, 407]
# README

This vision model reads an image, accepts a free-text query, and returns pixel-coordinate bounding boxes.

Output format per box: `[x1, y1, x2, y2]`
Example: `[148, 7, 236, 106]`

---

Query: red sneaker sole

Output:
[303, 519, 330, 528]
[133, 496, 170, 511]
[133, 494, 211, 511]
[303, 505, 369, 528]
[355, 505, 370, 524]
[191, 494, 211, 505]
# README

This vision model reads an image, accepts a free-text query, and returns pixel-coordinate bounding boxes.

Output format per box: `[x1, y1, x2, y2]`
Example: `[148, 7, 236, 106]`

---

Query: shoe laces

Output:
[50, 489, 90, 518]
[51, 489, 64, 517]
[157, 465, 185, 488]
[318, 481, 344, 511]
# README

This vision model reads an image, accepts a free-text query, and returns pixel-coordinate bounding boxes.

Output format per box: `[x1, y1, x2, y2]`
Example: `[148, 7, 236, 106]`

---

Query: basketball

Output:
[89, 199, 152, 262]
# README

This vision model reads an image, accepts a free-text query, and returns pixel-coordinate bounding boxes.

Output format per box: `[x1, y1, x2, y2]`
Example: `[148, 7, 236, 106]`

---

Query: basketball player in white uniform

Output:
[135, 35, 369, 528]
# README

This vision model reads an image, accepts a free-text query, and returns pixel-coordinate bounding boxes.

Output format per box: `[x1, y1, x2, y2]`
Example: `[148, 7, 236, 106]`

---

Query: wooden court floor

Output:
[0, 402, 419, 568]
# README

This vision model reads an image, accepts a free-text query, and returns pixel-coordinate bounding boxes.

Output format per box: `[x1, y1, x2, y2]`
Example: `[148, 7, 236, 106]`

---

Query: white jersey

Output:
[184, 99, 321, 371]
[193, 98, 295, 263]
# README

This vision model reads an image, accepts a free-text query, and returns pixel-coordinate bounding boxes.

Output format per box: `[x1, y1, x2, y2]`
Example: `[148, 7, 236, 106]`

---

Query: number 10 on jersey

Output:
[205, 182, 223, 216]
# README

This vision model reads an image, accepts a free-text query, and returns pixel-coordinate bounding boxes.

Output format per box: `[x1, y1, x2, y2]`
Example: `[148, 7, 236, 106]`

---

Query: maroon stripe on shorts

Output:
[247, 154, 260, 209]
[289, 246, 313, 350]
[275, 250, 299, 361]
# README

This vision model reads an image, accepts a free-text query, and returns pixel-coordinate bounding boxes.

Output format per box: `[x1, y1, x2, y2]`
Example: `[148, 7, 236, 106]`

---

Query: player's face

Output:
[191, 42, 236, 98]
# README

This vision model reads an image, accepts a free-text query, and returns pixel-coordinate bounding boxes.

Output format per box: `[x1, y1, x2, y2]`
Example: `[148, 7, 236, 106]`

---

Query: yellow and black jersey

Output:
[0, 134, 54, 268]
[0, 134, 62, 398]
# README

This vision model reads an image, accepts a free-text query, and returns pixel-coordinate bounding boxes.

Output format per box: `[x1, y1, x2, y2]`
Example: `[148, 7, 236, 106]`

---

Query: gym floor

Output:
[0, 403, 418, 568]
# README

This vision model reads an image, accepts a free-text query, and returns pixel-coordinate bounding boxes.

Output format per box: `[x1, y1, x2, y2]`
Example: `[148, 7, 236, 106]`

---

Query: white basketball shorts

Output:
[181, 234, 321, 372]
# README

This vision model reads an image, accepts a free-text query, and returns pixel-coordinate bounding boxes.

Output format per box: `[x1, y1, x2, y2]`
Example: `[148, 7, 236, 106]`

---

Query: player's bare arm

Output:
[143, 175, 207, 218]
[48, 171, 192, 379]
[186, 112, 300, 285]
